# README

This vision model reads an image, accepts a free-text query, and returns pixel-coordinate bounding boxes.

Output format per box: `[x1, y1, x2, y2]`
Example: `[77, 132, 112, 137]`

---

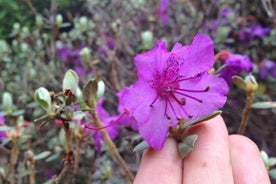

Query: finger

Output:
[134, 137, 183, 184]
[229, 135, 271, 184]
[182, 115, 234, 184]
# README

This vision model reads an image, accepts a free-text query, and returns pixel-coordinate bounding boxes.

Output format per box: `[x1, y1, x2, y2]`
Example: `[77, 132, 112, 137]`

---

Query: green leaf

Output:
[232, 76, 247, 91]
[62, 69, 79, 93]
[269, 169, 276, 179]
[73, 111, 86, 120]
[269, 157, 276, 167]
[251, 102, 276, 109]
[178, 134, 198, 159]
[2, 92, 13, 114]
[82, 79, 98, 105]
[34, 87, 52, 112]
[34, 151, 51, 160]
[181, 111, 222, 129]
[0, 126, 12, 131]
[133, 140, 149, 152]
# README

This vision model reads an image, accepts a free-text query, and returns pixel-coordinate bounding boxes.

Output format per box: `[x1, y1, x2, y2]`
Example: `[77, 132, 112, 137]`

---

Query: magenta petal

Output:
[118, 79, 156, 122]
[174, 34, 214, 76]
[137, 101, 169, 149]
[134, 41, 170, 80]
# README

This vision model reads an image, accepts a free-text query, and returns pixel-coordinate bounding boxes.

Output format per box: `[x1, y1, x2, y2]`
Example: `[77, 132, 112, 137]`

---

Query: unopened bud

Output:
[79, 47, 91, 61]
[79, 16, 88, 31]
[141, 30, 153, 49]
[55, 14, 63, 28]
[35, 15, 44, 27]
[245, 74, 258, 92]
[20, 43, 28, 53]
[96, 80, 105, 99]
[13, 23, 20, 34]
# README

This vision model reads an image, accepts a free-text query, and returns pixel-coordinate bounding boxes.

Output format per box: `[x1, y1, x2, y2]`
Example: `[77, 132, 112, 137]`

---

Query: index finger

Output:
[182, 115, 234, 184]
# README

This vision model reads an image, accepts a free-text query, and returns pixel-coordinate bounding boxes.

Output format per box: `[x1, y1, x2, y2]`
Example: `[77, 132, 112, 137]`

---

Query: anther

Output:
[204, 86, 210, 92]
[196, 72, 201, 77]
[180, 97, 186, 105]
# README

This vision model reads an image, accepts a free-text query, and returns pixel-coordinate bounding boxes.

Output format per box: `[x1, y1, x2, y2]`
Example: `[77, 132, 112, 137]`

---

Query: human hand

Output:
[134, 116, 271, 184]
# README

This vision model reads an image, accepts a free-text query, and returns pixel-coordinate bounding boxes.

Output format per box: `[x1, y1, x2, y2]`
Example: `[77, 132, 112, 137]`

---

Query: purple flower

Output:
[239, 24, 271, 43]
[0, 115, 7, 142]
[158, 0, 169, 25]
[250, 24, 271, 39]
[220, 53, 253, 84]
[259, 59, 276, 79]
[118, 34, 228, 149]
[56, 44, 83, 65]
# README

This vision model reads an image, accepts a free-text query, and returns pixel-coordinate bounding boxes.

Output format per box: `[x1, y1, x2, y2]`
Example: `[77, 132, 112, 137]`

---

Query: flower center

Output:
[149, 55, 210, 121]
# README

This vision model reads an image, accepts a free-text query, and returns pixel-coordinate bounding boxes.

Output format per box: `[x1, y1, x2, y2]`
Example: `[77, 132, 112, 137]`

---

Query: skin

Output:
[134, 116, 271, 184]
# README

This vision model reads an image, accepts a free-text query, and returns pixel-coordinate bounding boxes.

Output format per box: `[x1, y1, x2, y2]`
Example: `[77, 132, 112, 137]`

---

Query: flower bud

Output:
[96, 80, 105, 99]
[13, 23, 20, 34]
[79, 16, 88, 31]
[141, 30, 153, 49]
[55, 14, 63, 28]
[79, 47, 91, 61]
[35, 15, 44, 27]
[20, 43, 29, 53]
[2, 92, 13, 114]
[244, 74, 258, 92]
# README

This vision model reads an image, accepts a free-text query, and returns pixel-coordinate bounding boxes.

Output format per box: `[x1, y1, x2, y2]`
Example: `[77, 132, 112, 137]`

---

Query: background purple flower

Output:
[220, 53, 253, 84]
[158, 0, 169, 25]
[0, 115, 7, 142]
[118, 34, 228, 149]
[239, 24, 271, 43]
[259, 59, 276, 79]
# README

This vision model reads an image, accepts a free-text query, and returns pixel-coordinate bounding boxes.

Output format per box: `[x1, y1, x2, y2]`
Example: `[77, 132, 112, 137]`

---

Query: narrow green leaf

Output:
[181, 111, 222, 129]
[232, 76, 247, 91]
[34, 87, 52, 112]
[178, 134, 198, 159]
[0, 126, 12, 131]
[62, 69, 79, 93]
[133, 140, 149, 152]
[34, 151, 51, 160]
[251, 102, 276, 109]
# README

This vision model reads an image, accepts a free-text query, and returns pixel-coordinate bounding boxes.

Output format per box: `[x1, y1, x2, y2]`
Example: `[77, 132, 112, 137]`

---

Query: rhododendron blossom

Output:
[218, 52, 253, 84]
[118, 34, 228, 149]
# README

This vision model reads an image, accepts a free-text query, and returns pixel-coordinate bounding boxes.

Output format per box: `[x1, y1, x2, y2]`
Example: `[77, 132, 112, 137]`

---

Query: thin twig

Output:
[52, 121, 74, 184]
[86, 99, 134, 182]
[238, 91, 255, 135]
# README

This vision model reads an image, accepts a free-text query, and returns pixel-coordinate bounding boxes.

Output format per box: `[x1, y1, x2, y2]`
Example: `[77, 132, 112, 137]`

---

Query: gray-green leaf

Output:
[181, 111, 222, 130]
[34, 87, 52, 112]
[251, 102, 276, 109]
[133, 140, 149, 152]
[34, 151, 51, 160]
[178, 134, 198, 159]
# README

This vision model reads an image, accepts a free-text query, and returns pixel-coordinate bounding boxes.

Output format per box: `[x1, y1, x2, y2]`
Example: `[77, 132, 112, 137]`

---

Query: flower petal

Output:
[137, 101, 169, 149]
[134, 41, 170, 80]
[172, 34, 214, 76]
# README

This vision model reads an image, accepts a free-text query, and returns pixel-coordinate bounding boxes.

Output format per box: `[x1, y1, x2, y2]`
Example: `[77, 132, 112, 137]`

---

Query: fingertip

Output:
[229, 135, 271, 184]
[134, 138, 182, 184]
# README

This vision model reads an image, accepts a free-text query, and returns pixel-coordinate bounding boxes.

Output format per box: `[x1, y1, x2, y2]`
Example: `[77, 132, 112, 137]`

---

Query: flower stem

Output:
[73, 137, 81, 184]
[238, 91, 255, 135]
[87, 100, 134, 182]
[5, 135, 20, 184]
[53, 121, 74, 184]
